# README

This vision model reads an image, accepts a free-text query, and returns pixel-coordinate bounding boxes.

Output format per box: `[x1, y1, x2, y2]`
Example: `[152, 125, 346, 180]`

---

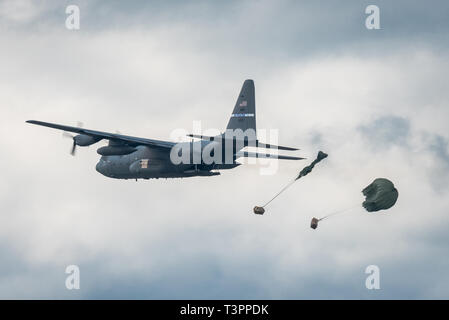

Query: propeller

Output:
[62, 131, 78, 156]
[62, 122, 84, 156]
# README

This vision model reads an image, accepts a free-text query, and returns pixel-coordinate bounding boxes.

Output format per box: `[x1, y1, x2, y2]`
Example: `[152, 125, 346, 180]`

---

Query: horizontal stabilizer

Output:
[186, 134, 299, 151]
[236, 151, 304, 160]
[186, 134, 217, 140]
[255, 141, 299, 151]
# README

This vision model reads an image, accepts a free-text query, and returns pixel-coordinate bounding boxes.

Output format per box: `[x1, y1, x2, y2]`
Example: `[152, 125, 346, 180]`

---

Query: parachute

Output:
[362, 178, 398, 212]
[295, 151, 328, 180]
[311, 178, 398, 229]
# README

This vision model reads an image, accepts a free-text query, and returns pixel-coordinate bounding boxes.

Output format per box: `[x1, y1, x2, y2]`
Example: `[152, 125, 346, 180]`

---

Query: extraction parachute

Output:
[295, 151, 328, 180]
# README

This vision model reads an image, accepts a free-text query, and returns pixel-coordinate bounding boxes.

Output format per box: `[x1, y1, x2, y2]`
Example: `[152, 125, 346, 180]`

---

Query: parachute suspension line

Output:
[253, 151, 329, 216]
[318, 204, 360, 221]
[261, 178, 296, 208]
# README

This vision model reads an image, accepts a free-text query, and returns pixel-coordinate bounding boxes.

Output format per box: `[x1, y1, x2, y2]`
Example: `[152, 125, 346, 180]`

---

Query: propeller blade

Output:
[61, 122, 83, 156]
[70, 139, 77, 156]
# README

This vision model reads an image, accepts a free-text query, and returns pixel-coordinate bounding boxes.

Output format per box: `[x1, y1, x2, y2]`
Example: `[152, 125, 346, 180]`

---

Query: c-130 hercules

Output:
[27, 80, 303, 180]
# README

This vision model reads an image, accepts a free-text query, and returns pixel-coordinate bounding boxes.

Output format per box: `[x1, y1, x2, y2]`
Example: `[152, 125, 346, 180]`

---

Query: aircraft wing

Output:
[236, 151, 304, 160]
[26, 120, 175, 149]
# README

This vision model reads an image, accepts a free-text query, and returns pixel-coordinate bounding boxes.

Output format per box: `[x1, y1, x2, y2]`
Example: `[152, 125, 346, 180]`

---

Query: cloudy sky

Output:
[1, 0, 448, 299]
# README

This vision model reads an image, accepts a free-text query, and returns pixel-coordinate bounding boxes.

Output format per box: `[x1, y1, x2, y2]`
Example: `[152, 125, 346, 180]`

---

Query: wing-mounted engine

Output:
[74, 134, 101, 146]
[97, 140, 137, 156]
[63, 133, 101, 156]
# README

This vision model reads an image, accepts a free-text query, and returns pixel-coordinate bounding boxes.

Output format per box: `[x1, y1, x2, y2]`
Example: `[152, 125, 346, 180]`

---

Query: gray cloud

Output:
[359, 116, 410, 149]
[428, 135, 449, 166]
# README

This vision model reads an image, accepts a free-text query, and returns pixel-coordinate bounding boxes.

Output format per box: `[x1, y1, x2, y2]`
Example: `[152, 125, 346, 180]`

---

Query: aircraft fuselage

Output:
[95, 142, 237, 179]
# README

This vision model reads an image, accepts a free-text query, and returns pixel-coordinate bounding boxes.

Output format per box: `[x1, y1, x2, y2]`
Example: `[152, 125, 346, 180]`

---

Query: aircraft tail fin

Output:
[226, 79, 256, 133]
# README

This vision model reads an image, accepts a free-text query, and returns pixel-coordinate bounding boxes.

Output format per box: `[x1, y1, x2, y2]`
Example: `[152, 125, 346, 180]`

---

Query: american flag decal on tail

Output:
[239, 101, 247, 107]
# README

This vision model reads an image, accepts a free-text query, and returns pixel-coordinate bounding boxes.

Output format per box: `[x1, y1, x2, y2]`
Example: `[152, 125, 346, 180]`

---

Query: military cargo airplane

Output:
[27, 80, 303, 180]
